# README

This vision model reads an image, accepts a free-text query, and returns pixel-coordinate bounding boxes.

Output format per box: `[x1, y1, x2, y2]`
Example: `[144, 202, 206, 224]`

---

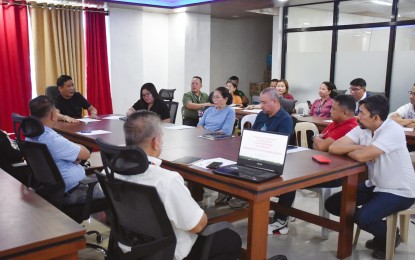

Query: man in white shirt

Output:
[118, 110, 241, 260]
[325, 95, 415, 259]
[390, 83, 415, 128]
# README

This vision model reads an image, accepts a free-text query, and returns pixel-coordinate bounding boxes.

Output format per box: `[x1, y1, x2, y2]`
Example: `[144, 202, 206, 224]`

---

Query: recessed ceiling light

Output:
[174, 7, 187, 13]
[371, 0, 392, 6]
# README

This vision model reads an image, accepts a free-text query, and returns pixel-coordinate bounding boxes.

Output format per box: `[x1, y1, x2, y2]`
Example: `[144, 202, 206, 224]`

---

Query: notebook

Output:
[213, 129, 289, 183]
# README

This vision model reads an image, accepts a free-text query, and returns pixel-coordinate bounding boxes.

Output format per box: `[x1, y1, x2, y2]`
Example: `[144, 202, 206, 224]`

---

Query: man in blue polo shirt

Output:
[230, 87, 295, 235]
[28, 95, 104, 205]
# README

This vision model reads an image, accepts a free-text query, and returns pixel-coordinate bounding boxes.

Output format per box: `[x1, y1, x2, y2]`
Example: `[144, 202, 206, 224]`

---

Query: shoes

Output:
[367, 228, 401, 259]
[228, 198, 248, 208]
[268, 218, 289, 235]
[215, 193, 231, 205]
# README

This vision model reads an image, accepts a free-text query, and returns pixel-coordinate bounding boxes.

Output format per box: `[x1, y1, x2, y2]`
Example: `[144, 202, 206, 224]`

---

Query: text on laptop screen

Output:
[239, 130, 288, 166]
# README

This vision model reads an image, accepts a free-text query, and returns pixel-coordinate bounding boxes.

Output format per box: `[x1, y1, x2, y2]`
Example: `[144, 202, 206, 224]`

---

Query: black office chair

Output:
[159, 89, 176, 102]
[96, 138, 232, 260]
[11, 113, 107, 253]
[166, 101, 179, 124]
[332, 89, 347, 96]
[45, 86, 60, 98]
[367, 91, 386, 97]
[279, 97, 297, 114]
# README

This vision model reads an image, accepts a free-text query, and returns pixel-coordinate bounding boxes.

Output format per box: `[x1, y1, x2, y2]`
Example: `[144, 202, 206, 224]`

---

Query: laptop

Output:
[213, 129, 289, 183]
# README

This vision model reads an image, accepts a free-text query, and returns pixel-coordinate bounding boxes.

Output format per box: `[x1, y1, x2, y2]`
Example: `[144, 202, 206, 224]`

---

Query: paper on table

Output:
[102, 115, 125, 120]
[231, 107, 242, 110]
[287, 147, 310, 154]
[403, 127, 414, 132]
[192, 157, 236, 169]
[76, 130, 112, 136]
[78, 118, 101, 123]
[164, 125, 195, 130]
[323, 120, 333, 123]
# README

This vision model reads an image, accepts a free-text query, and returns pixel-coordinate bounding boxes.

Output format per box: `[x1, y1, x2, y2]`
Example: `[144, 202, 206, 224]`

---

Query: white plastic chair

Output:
[295, 102, 310, 116]
[295, 122, 332, 239]
[241, 114, 258, 132]
[353, 204, 415, 260]
[294, 122, 319, 148]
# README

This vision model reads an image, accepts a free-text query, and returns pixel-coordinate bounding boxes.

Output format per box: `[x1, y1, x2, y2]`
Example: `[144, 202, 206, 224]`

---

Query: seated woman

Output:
[276, 79, 294, 100]
[197, 87, 236, 135]
[126, 83, 170, 122]
[226, 80, 243, 106]
[309, 81, 336, 118]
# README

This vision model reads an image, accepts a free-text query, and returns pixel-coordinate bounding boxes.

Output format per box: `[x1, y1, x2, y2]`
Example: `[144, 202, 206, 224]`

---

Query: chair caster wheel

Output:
[97, 234, 104, 243]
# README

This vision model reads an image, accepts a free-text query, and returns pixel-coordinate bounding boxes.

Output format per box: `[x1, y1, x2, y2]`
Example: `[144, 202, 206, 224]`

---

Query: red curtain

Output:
[0, 1, 31, 132]
[85, 9, 113, 115]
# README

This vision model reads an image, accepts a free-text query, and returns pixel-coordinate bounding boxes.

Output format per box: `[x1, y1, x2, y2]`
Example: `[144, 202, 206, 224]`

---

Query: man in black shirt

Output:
[54, 75, 98, 121]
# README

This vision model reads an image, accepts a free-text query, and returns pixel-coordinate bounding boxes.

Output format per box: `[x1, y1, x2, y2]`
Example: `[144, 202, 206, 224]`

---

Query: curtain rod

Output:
[1, 1, 109, 15]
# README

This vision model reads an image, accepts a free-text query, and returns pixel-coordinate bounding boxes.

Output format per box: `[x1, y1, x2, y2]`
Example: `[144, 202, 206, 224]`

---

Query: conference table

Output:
[53, 115, 366, 260]
[0, 168, 86, 259]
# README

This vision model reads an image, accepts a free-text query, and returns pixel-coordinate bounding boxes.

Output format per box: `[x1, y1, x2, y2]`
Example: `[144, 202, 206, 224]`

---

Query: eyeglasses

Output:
[409, 91, 415, 96]
[212, 95, 223, 100]
[349, 87, 362, 92]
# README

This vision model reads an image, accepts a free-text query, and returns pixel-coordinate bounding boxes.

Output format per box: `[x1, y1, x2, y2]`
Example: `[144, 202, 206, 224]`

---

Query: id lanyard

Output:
[317, 99, 324, 116]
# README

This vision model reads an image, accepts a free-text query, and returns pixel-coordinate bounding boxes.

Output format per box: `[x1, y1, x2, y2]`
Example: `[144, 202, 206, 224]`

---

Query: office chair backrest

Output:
[367, 91, 386, 97]
[97, 172, 177, 259]
[96, 138, 149, 179]
[159, 89, 176, 102]
[332, 89, 347, 96]
[166, 101, 179, 124]
[279, 97, 297, 114]
[95, 138, 176, 259]
[45, 86, 60, 99]
[13, 116, 65, 207]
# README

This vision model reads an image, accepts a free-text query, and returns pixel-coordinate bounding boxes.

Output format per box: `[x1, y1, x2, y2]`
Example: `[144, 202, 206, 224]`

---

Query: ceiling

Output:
[30, 0, 415, 20]
[106, 0, 330, 19]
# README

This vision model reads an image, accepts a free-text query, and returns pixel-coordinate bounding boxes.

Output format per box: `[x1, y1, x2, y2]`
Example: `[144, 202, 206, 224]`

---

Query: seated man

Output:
[389, 83, 415, 128]
[349, 78, 370, 115]
[55, 75, 98, 121]
[325, 95, 415, 259]
[119, 111, 241, 260]
[312, 95, 358, 152]
[28, 95, 104, 205]
[182, 76, 212, 127]
[229, 87, 295, 235]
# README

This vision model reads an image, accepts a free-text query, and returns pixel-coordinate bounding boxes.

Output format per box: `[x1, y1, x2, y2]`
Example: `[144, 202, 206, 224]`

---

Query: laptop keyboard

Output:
[236, 165, 276, 180]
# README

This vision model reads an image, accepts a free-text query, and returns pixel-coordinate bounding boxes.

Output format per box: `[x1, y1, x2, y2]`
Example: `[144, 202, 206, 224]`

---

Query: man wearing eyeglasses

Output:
[349, 78, 371, 115]
[390, 83, 415, 128]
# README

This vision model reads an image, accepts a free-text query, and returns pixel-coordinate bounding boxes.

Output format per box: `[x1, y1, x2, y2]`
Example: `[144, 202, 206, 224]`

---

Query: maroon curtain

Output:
[85, 9, 113, 115]
[0, 1, 31, 132]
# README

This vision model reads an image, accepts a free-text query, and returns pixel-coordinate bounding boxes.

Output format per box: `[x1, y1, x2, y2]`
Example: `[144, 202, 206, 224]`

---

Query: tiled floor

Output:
[79, 189, 415, 260]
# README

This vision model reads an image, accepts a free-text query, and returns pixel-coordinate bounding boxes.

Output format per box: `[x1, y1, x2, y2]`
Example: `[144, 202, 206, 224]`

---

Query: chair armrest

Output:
[80, 177, 99, 185]
[199, 221, 232, 237]
[79, 177, 100, 220]
[11, 161, 28, 167]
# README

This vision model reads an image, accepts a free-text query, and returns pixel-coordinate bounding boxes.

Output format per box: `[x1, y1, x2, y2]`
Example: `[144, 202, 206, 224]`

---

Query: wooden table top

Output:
[0, 169, 85, 258]
[53, 115, 366, 199]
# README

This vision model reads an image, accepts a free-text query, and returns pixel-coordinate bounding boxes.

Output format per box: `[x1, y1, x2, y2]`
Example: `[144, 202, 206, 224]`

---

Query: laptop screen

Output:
[238, 129, 289, 172]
